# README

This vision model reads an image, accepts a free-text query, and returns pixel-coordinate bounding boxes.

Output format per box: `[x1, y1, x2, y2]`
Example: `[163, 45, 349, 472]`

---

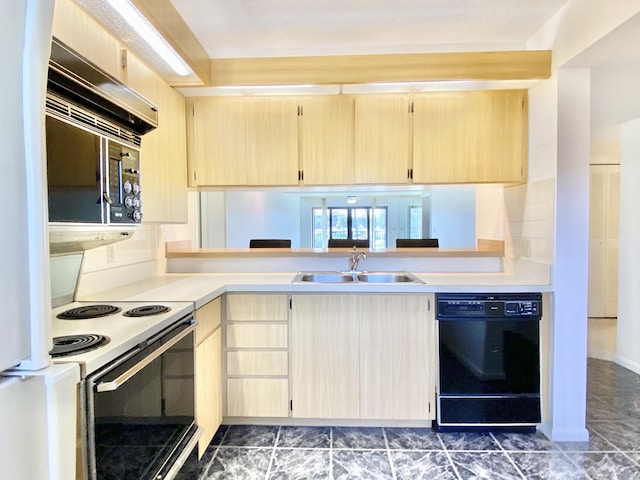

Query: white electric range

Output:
[50, 300, 195, 376]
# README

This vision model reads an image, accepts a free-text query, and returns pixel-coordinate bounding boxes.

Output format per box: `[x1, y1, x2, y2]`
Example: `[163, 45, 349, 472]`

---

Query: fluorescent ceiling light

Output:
[106, 0, 192, 76]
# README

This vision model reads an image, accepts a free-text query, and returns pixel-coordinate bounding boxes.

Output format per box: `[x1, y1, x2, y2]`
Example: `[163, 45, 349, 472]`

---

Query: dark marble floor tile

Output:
[556, 428, 615, 452]
[391, 450, 458, 480]
[332, 449, 393, 480]
[97, 445, 164, 480]
[276, 426, 330, 449]
[268, 448, 330, 480]
[221, 425, 279, 447]
[590, 422, 640, 451]
[204, 447, 272, 479]
[438, 431, 500, 451]
[449, 451, 524, 479]
[493, 431, 559, 451]
[384, 427, 442, 450]
[332, 426, 387, 450]
[509, 451, 589, 479]
[566, 452, 640, 480]
[210, 425, 229, 446]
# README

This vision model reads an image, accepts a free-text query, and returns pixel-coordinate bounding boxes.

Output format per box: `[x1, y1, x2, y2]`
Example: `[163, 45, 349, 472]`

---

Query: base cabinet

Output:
[195, 297, 222, 458]
[291, 294, 435, 420]
[224, 294, 289, 418]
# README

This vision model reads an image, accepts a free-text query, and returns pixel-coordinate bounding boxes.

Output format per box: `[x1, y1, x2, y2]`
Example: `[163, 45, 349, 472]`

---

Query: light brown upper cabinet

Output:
[126, 53, 188, 223]
[187, 97, 299, 186]
[243, 97, 299, 186]
[412, 90, 528, 184]
[299, 96, 356, 185]
[354, 95, 413, 184]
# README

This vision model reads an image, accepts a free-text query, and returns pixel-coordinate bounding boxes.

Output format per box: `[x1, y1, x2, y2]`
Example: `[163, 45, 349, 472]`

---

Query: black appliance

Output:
[45, 38, 157, 226]
[436, 292, 542, 431]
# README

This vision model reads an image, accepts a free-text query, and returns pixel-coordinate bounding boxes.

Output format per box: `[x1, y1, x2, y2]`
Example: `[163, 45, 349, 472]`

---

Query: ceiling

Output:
[169, 0, 569, 59]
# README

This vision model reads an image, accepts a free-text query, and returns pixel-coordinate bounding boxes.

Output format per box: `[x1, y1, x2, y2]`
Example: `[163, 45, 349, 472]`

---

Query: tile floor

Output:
[178, 358, 640, 479]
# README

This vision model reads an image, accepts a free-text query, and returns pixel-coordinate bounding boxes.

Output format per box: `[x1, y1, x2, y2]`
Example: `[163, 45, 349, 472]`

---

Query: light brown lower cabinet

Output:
[195, 297, 222, 458]
[291, 294, 435, 421]
[224, 294, 289, 418]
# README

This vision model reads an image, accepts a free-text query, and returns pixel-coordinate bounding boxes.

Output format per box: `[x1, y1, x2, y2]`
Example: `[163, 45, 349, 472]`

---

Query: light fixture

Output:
[105, 0, 192, 76]
[347, 196, 357, 205]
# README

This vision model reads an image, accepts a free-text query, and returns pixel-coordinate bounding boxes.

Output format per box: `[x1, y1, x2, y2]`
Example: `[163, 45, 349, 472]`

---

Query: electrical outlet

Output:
[107, 244, 116, 263]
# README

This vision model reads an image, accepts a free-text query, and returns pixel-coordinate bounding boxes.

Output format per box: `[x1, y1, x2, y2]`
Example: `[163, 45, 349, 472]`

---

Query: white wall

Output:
[616, 117, 640, 372]
[430, 186, 476, 248]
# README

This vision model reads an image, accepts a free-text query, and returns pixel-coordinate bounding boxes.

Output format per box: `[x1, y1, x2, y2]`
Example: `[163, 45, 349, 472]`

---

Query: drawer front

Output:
[226, 378, 289, 417]
[196, 297, 222, 345]
[227, 351, 288, 376]
[226, 324, 288, 349]
[226, 294, 288, 321]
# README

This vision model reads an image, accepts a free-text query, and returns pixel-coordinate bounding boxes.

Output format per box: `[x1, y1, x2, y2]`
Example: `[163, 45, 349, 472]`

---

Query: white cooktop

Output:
[50, 301, 194, 376]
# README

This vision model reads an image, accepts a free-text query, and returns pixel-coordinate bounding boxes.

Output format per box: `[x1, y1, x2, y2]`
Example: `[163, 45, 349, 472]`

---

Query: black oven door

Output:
[85, 319, 201, 480]
[46, 115, 106, 224]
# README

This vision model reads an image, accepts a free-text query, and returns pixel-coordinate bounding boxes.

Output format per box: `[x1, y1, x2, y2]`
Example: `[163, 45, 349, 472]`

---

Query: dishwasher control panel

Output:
[436, 293, 542, 319]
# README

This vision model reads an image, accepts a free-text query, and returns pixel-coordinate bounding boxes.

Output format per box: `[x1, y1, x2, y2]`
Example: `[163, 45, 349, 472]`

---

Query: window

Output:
[409, 205, 422, 239]
[312, 206, 388, 248]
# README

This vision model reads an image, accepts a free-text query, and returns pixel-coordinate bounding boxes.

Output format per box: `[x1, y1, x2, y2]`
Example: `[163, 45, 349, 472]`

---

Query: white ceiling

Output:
[169, 0, 569, 58]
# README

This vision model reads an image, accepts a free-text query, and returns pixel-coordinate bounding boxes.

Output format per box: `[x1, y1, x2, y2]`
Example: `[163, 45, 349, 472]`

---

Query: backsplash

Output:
[504, 178, 555, 264]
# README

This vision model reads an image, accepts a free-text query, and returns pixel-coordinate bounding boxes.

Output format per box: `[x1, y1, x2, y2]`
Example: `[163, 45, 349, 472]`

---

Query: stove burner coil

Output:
[50, 334, 110, 357]
[123, 305, 171, 317]
[57, 305, 122, 320]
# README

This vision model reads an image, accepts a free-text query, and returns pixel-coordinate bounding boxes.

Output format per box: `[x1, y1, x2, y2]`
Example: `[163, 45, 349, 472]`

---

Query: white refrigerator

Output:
[0, 1, 79, 479]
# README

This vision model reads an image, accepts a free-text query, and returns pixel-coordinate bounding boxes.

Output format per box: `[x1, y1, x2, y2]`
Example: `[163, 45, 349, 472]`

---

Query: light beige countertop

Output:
[80, 271, 552, 309]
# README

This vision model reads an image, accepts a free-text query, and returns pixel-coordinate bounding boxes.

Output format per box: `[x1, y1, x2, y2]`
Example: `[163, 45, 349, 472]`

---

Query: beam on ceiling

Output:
[209, 50, 552, 86]
[131, 0, 211, 84]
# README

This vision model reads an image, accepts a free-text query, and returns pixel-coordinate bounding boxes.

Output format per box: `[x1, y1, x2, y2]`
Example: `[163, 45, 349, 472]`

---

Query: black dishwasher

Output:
[436, 292, 542, 431]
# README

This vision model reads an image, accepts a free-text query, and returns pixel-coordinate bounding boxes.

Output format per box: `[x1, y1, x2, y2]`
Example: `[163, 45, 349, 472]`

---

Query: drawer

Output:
[226, 378, 288, 417]
[226, 294, 288, 321]
[227, 351, 288, 376]
[226, 324, 287, 349]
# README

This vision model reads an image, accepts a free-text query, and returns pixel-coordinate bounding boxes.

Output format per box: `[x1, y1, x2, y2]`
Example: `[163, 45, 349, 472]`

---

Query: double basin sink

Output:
[292, 271, 424, 284]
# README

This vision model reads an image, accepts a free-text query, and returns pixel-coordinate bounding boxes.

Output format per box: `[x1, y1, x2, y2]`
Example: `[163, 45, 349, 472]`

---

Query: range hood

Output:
[48, 225, 136, 256]
[48, 37, 157, 134]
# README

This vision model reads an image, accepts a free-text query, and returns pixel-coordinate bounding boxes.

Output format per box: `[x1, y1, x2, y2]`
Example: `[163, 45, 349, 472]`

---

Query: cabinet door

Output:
[413, 90, 527, 184]
[127, 54, 188, 223]
[187, 97, 248, 186]
[291, 295, 360, 418]
[359, 295, 433, 420]
[354, 95, 412, 184]
[195, 328, 221, 457]
[300, 96, 355, 185]
[244, 97, 300, 185]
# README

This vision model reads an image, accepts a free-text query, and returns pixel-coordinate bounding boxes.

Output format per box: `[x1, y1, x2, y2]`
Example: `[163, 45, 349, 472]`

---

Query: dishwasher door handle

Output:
[96, 323, 195, 393]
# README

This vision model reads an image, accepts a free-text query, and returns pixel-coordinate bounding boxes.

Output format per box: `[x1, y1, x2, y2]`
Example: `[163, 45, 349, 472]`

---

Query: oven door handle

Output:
[95, 323, 195, 393]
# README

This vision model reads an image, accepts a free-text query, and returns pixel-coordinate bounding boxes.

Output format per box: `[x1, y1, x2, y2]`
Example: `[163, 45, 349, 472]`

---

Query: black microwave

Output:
[46, 112, 142, 225]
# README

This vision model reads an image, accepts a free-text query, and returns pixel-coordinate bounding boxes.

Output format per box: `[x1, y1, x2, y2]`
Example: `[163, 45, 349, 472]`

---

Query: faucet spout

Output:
[349, 246, 367, 272]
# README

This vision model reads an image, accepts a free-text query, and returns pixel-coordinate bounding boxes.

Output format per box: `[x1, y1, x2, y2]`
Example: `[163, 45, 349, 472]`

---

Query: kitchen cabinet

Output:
[412, 90, 528, 184]
[224, 294, 289, 418]
[354, 95, 412, 184]
[290, 294, 435, 420]
[299, 95, 356, 185]
[194, 297, 222, 458]
[52, 0, 121, 80]
[126, 53, 189, 223]
[187, 97, 299, 186]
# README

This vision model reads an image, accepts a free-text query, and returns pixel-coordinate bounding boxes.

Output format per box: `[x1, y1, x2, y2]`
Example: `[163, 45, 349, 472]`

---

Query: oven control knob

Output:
[123, 181, 132, 194]
[133, 197, 141, 209]
[132, 183, 140, 195]
[132, 210, 142, 222]
[125, 196, 134, 208]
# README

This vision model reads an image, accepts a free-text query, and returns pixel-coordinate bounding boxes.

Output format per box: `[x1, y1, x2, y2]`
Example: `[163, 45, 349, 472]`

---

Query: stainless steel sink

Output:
[356, 272, 420, 283]
[292, 271, 423, 284]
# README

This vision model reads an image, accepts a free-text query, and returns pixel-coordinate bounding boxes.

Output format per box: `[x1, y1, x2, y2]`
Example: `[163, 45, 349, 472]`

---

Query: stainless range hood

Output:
[48, 225, 136, 256]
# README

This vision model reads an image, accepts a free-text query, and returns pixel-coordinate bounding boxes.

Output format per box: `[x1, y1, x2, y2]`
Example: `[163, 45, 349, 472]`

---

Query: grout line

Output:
[329, 427, 334, 480]
[264, 426, 281, 479]
[437, 432, 463, 480]
[381, 427, 398, 480]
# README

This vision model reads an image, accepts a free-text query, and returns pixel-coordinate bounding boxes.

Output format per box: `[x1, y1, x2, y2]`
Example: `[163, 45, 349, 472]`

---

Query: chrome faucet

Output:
[349, 246, 367, 272]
